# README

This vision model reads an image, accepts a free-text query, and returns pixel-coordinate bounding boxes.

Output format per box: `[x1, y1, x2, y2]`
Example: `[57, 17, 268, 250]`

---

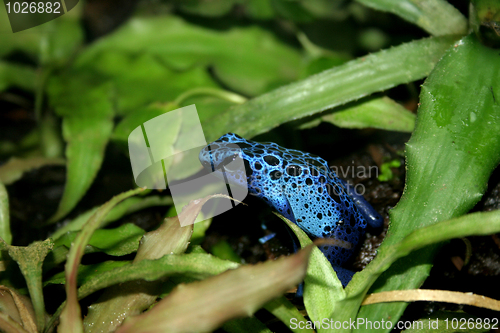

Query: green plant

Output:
[1, 0, 499, 332]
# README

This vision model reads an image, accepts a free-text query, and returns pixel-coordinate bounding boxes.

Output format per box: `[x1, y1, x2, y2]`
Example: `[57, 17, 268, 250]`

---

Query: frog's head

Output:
[199, 133, 251, 187]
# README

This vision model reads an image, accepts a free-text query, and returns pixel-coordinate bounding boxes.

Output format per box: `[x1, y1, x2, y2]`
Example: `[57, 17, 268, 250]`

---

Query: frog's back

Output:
[199, 133, 368, 265]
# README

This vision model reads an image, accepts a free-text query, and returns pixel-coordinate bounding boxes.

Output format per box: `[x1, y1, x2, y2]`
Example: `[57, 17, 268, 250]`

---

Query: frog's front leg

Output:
[339, 179, 383, 228]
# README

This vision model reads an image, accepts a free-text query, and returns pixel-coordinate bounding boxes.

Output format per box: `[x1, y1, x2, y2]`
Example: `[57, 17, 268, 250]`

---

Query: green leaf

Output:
[75, 16, 302, 96]
[210, 240, 242, 263]
[83, 212, 194, 333]
[202, 35, 458, 141]
[40, 18, 84, 66]
[332, 34, 500, 332]
[115, 247, 313, 333]
[276, 213, 345, 327]
[54, 223, 145, 256]
[48, 79, 115, 222]
[0, 13, 83, 65]
[77, 253, 239, 301]
[0, 62, 36, 92]
[356, 0, 467, 36]
[39, 113, 64, 159]
[58, 188, 144, 333]
[48, 254, 239, 333]
[330, 210, 500, 331]
[87, 52, 219, 114]
[0, 157, 65, 185]
[7, 239, 54, 332]
[321, 96, 416, 132]
[50, 196, 173, 240]
[44, 261, 131, 286]
[0, 182, 11, 245]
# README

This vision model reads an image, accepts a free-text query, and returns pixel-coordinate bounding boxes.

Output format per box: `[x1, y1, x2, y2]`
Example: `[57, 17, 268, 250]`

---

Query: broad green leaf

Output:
[83, 210, 193, 333]
[77, 253, 239, 301]
[48, 79, 114, 222]
[75, 16, 302, 96]
[329, 210, 500, 331]
[277, 213, 344, 328]
[322, 96, 416, 132]
[332, 34, 500, 332]
[0, 183, 11, 245]
[202, 35, 458, 141]
[0, 62, 36, 92]
[40, 113, 64, 159]
[39, 17, 84, 66]
[47, 73, 112, 118]
[0, 12, 83, 65]
[86, 52, 218, 114]
[0, 17, 44, 56]
[210, 240, 242, 263]
[356, 0, 467, 37]
[58, 188, 144, 333]
[54, 223, 145, 256]
[0, 157, 65, 185]
[7, 239, 54, 332]
[66, 253, 306, 332]
[115, 246, 313, 333]
[44, 261, 131, 287]
[50, 196, 173, 240]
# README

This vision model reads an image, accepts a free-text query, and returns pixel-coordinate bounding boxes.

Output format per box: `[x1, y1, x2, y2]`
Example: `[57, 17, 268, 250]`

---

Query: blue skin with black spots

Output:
[199, 133, 382, 286]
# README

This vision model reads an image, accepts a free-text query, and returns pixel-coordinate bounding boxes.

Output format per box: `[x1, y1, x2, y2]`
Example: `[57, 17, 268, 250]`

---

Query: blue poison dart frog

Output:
[199, 133, 383, 287]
